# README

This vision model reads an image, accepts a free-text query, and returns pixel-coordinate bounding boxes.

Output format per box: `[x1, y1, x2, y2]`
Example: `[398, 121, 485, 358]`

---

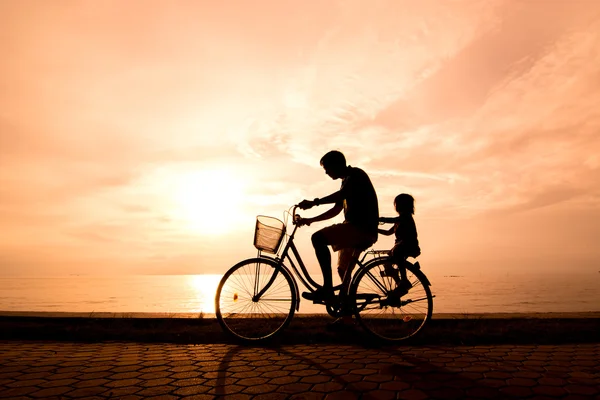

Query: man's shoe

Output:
[302, 289, 334, 303]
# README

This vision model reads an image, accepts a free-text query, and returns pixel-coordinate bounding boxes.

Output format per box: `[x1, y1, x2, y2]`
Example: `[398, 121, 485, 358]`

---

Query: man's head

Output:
[320, 150, 347, 179]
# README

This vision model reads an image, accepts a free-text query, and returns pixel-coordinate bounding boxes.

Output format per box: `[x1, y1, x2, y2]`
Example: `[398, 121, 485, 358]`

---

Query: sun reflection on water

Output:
[186, 274, 222, 314]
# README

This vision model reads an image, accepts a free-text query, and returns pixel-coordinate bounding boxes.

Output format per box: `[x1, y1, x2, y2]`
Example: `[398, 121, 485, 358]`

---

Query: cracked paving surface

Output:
[0, 342, 598, 399]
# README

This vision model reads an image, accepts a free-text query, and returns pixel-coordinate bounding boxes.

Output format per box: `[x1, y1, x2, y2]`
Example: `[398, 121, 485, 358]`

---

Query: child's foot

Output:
[391, 280, 412, 297]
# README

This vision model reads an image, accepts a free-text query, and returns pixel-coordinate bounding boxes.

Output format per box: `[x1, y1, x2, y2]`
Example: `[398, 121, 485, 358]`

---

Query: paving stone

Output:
[260, 370, 289, 379]
[289, 392, 325, 400]
[210, 384, 246, 395]
[312, 381, 345, 393]
[367, 389, 398, 400]
[109, 371, 142, 380]
[0, 386, 39, 398]
[80, 371, 112, 379]
[1, 342, 600, 400]
[29, 386, 72, 397]
[174, 385, 212, 396]
[350, 380, 378, 391]
[66, 386, 107, 398]
[533, 385, 568, 397]
[565, 384, 598, 396]
[242, 383, 278, 394]
[253, 393, 288, 400]
[7, 378, 47, 388]
[275, 382, 312, 394]
[101, 386, 142, 397]
[397, 388, 429, 400]
[467, 386, 503, 398]
[539, 376, 568, 386]
[136, 385, 175, 397]
[139, 371, 172, 380]
[39, 377, 79, 388]
[179, 395, 215, 400]
[336, 373, 363, 383]
[325, 391, 359, 400]
[364, 373, 395, 383]
[507, 377, 538, 387]
[300, 374, 331, 384]
[170, 365, 197, 372]
[380, 380, 410, 391]
[269, 376, 299, 385]
[110, 365, 142, 373]
[500, 386, 533, 397]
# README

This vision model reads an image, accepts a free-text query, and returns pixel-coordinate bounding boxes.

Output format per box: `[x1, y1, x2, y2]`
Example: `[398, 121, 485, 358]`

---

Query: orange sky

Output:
[1, 1, 599, 276]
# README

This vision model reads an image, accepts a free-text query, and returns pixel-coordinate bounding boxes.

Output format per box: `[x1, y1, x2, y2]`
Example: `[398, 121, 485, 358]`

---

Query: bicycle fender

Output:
[408, 263, 431, 287]
[349, 256, 387, 289]
[256, 256, 301, 312]
[352, 257, 432, 288]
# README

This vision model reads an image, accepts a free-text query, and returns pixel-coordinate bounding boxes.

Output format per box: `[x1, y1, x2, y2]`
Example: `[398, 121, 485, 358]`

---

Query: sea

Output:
[1, 272, 598, 316]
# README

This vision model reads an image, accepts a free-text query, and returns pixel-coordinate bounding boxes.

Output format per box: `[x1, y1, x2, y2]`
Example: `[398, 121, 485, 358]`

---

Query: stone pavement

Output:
[0, 342, 598, 399]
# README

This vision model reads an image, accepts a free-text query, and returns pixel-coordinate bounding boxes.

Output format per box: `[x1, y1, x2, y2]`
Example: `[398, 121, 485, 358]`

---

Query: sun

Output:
[170, 168, 248, 235]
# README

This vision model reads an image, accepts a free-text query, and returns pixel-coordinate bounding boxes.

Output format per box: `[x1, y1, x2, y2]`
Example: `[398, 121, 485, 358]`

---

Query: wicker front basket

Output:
[253, 216, 285, 254]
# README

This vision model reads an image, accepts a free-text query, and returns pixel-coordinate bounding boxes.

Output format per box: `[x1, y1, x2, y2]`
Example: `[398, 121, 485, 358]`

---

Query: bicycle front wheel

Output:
[351, 258, 433, 342]
[215, 258, 296, 342]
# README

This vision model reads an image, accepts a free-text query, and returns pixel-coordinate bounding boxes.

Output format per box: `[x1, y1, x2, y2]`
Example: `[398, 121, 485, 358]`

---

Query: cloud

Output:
[1, 1, 600, 274]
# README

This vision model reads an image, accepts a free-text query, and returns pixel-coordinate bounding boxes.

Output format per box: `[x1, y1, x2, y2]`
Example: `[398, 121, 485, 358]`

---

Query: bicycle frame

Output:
[254, 206, 389, 309]
[253, 219, 315, 307]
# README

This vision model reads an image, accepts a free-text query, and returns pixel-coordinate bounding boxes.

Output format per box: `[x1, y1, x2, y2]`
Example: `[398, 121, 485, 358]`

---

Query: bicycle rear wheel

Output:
[216, 258, 296, 342]
[351, 258, 433, 342]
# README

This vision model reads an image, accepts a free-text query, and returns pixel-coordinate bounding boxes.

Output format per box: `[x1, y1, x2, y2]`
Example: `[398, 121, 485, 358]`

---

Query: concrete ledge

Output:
[1, 312, 599, 345]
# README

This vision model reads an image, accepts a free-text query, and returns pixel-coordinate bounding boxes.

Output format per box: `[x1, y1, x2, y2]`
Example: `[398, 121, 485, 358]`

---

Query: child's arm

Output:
[378, 216, 398, 235]
[378, 226, 395, 236]
[379, 216, 400, 224]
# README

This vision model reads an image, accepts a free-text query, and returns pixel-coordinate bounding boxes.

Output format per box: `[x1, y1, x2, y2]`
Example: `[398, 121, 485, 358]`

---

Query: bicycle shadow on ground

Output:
[214, 344, 506, 399]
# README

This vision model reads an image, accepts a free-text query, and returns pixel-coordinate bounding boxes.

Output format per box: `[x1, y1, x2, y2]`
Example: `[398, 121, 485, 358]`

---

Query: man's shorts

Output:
[317, 222, 377, 277]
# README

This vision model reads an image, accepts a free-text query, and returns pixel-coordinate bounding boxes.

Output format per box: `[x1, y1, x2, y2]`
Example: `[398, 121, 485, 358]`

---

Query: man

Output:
[298, 150, 379, 303]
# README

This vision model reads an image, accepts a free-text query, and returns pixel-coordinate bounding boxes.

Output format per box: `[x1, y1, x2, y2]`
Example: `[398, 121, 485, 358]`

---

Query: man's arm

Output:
[298, 190, 343, 210]
[302, 202, 343, 225]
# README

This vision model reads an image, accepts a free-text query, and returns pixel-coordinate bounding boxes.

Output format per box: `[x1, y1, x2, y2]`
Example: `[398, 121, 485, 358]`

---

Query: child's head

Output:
[394, 193, 415, 215]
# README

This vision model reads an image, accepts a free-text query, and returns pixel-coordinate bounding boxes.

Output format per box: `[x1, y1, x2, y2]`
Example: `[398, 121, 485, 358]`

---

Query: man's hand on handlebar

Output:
[296, 217, 312, 227]
[298, 199, 315, 210]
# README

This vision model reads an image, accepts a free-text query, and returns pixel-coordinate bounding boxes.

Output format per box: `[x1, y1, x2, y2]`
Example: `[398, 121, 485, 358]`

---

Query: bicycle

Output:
[215, 205, 434, 343]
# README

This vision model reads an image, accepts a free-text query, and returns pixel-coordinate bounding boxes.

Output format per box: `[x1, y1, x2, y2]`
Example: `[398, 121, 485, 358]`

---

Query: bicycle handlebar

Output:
[292, 205, 300, 225]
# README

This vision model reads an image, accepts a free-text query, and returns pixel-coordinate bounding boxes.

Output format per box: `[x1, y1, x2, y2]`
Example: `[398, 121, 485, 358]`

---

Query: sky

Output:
[1, 0, 599, 277]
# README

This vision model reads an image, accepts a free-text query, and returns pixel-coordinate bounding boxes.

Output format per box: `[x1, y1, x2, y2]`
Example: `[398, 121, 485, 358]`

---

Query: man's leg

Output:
[336, 248, 359, 324]
[311, 230, 333, 293]
[337, 248, 359, 291]
[304, 223, 369, 303]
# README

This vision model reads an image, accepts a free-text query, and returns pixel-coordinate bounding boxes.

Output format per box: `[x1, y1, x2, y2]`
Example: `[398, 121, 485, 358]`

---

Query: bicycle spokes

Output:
[216, 259, 296, 341]
[352, 259, 433, 341]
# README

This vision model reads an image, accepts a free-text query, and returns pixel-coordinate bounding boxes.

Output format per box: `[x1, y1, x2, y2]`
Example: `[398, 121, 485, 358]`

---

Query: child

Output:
[378, 193, 421, 296]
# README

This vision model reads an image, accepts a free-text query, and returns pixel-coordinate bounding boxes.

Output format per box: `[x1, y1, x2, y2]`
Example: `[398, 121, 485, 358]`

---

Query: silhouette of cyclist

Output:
[297, 150, 379, 302]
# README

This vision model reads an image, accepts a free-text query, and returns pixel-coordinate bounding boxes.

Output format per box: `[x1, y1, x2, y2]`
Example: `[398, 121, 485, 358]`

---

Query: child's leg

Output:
[384, 263, 402, 291]
[390, 245, 406, 280]
[391, 246, 412, 294]
[398, 260, 408, 281]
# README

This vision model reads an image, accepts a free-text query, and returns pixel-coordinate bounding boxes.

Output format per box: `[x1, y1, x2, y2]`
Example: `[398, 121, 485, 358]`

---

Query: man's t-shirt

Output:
[339, 166, 379, 236]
